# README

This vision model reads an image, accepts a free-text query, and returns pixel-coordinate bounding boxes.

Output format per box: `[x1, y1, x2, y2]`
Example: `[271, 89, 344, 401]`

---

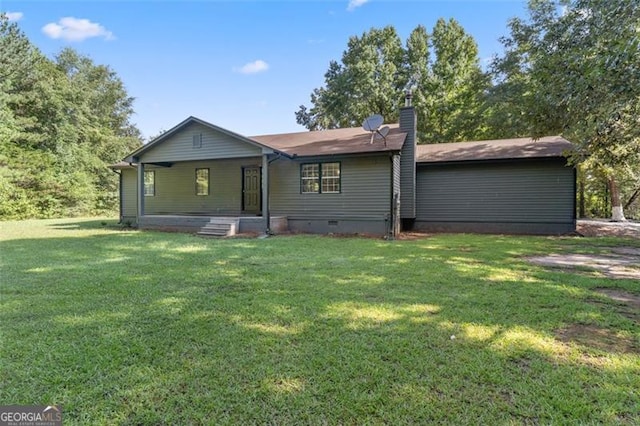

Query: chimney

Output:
[404, 89, 413, 107]
[399, 104, 416, 220]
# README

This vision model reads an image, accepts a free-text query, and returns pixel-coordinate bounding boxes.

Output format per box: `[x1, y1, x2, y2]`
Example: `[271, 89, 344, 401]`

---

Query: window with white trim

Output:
[300, 162, 340, 194]
[321, 162, 340, 193]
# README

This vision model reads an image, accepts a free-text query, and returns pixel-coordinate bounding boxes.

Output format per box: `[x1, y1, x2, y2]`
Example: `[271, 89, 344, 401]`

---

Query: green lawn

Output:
[1, 218, 638, 424]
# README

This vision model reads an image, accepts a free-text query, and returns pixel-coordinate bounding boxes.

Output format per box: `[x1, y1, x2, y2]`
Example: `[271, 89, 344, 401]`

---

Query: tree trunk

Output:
[624, 186, 640, 210]
[578, 174, 585, 218]
[608, 176, 627, 222]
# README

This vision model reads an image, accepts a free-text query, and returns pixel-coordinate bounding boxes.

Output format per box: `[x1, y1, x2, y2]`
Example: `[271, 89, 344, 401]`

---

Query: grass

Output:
[1, 218, 639, 424]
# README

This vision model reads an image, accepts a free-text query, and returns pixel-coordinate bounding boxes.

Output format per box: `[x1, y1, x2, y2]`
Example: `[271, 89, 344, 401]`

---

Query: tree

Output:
[425, 18, 489, 142]
[403, 25, 431, 141]
[296, 26, 404, 130]
[0, 15, 141, 219]
[296, 22, 489, 143]
[0, 14, 63, 218]
[493, 0, 640, 220]
[54, 49, 142, 212]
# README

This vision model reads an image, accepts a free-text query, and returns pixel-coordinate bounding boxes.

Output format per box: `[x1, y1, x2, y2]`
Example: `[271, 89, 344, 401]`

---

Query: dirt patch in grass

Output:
[568, 287, 640, 355]
[588, 287, 640, 323]
[556, 324, 638, 354]
[595, 287, 640, 310]
[527, 248, 640, 279]
[397, 232, 436, 240]
[577, 219, 640, 238]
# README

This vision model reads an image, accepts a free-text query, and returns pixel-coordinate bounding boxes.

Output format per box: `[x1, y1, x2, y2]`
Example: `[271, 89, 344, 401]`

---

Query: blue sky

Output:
[2, 0, 528, 140]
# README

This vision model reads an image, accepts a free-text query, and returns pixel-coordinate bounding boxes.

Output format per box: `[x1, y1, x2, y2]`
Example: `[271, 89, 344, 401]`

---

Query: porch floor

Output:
[138, 214, 288, 234]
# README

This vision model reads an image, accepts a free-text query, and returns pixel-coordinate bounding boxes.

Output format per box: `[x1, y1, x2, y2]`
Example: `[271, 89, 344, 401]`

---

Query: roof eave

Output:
[125, 116, 290, 161]
[417, 155, 570, 165]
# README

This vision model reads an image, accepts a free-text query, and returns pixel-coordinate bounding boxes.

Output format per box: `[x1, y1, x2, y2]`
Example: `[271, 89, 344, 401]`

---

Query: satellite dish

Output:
[362, 114, 384, 132]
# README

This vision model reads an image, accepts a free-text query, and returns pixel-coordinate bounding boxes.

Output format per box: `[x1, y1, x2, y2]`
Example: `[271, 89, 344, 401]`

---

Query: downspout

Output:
[269, 153, 283, 164]
[111, 168, 123, 223]
[136, 160, 145, 221]
[388, 154, 394, 240]
[260, 151, 287, 238]
[262, 154, 271, 236]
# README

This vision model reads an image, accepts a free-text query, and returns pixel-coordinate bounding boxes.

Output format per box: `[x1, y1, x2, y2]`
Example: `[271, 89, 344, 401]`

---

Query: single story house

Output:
[112, 103, 576, 237]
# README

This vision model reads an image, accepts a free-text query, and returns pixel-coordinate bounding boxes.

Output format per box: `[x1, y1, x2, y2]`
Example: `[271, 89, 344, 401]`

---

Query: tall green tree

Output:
[0, 15, 141, 220]
[403, 25, 431, 140]
[493, 0, 640, 220]
[0, 14, 64, 218]
[296, 26, 404, 130]
[426, 18, 489, 142]
[54, 49, 141, 212]
[296, 21, 489, 143]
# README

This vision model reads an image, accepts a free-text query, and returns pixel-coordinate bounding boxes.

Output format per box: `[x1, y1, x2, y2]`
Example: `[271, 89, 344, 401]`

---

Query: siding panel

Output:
[270, 155, 392, 218]
[393, 154, 401, 197]
[140, 123, 261, 163]
[121, 169, 137, 220]
[416, 159, 575, 227]
[145, 158, 261, 215]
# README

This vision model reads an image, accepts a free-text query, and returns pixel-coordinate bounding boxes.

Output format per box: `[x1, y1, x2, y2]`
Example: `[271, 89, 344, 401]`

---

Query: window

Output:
[301, 162, 340, 194]
[144, 170, 155, 196]
[301, 164, 319, 193]
[196, 168, 209, 196]
[321, 162, 340, 193]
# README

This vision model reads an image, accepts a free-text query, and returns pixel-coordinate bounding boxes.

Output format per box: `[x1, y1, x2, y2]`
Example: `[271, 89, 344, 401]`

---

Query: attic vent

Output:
[328, 220, 338, 226]
[193, 134, 202, 148]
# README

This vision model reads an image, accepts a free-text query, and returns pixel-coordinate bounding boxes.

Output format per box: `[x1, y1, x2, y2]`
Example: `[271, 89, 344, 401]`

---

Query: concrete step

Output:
[196, 218, 238, 237]
[197, 230, 229, 237]
[201, 225, 231, 231]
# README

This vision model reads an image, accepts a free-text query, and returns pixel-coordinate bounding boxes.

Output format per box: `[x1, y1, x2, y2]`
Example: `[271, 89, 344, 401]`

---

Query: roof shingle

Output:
[416, 136, 573, 164]
[251, 124, 406, 157]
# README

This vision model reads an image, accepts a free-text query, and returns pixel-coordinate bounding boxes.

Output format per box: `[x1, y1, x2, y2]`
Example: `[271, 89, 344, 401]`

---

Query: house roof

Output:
[126, 116, 284, 160]
[121, 116, 406, 164]
[251, 123, 406, 157]
[416, 136, 573, 164]
[110, 161, 136, 169]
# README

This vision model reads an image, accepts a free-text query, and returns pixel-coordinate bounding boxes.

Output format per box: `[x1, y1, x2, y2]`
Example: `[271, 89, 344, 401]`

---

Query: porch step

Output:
[197, 218, 239, 237]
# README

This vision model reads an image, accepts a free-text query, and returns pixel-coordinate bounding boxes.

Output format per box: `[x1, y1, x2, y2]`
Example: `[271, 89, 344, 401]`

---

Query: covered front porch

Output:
[138, 214, 289, 235]
[128, 153, 282, 234]
[118, 116, 291, 235]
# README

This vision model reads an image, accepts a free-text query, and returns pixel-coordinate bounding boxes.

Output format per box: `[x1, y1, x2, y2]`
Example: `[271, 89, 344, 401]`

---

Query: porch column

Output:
[137, 162, 145, 218]
[262, 153, 270, 234]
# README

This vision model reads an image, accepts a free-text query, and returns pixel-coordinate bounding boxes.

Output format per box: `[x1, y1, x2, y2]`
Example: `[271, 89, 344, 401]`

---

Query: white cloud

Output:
[347, 0, 369, 12]
[5, 11, 23, 21]
[42, 17, 114, 42]
[235, 59, 269, 75]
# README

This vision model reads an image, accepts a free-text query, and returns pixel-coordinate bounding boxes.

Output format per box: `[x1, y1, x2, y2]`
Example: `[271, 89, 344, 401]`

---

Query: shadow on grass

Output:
[45, 218, 121, 231]
[1, 230, 639, 424]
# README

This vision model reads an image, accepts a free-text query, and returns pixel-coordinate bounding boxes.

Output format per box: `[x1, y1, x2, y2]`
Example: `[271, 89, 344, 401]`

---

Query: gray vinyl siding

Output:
[392, 155, 401, 200]
[270, 155, 392, 218]
[415, 159, 575, 233]
[139, 122, 262, 163]
[399, 107, 416, 218]
[145, 158, 261, 215]
[121, 168, 137, 221]
[391, 154, 402, 236]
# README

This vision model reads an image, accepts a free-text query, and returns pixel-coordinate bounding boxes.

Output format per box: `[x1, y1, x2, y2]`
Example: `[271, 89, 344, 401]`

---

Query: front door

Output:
[242, 167, 261, 213]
